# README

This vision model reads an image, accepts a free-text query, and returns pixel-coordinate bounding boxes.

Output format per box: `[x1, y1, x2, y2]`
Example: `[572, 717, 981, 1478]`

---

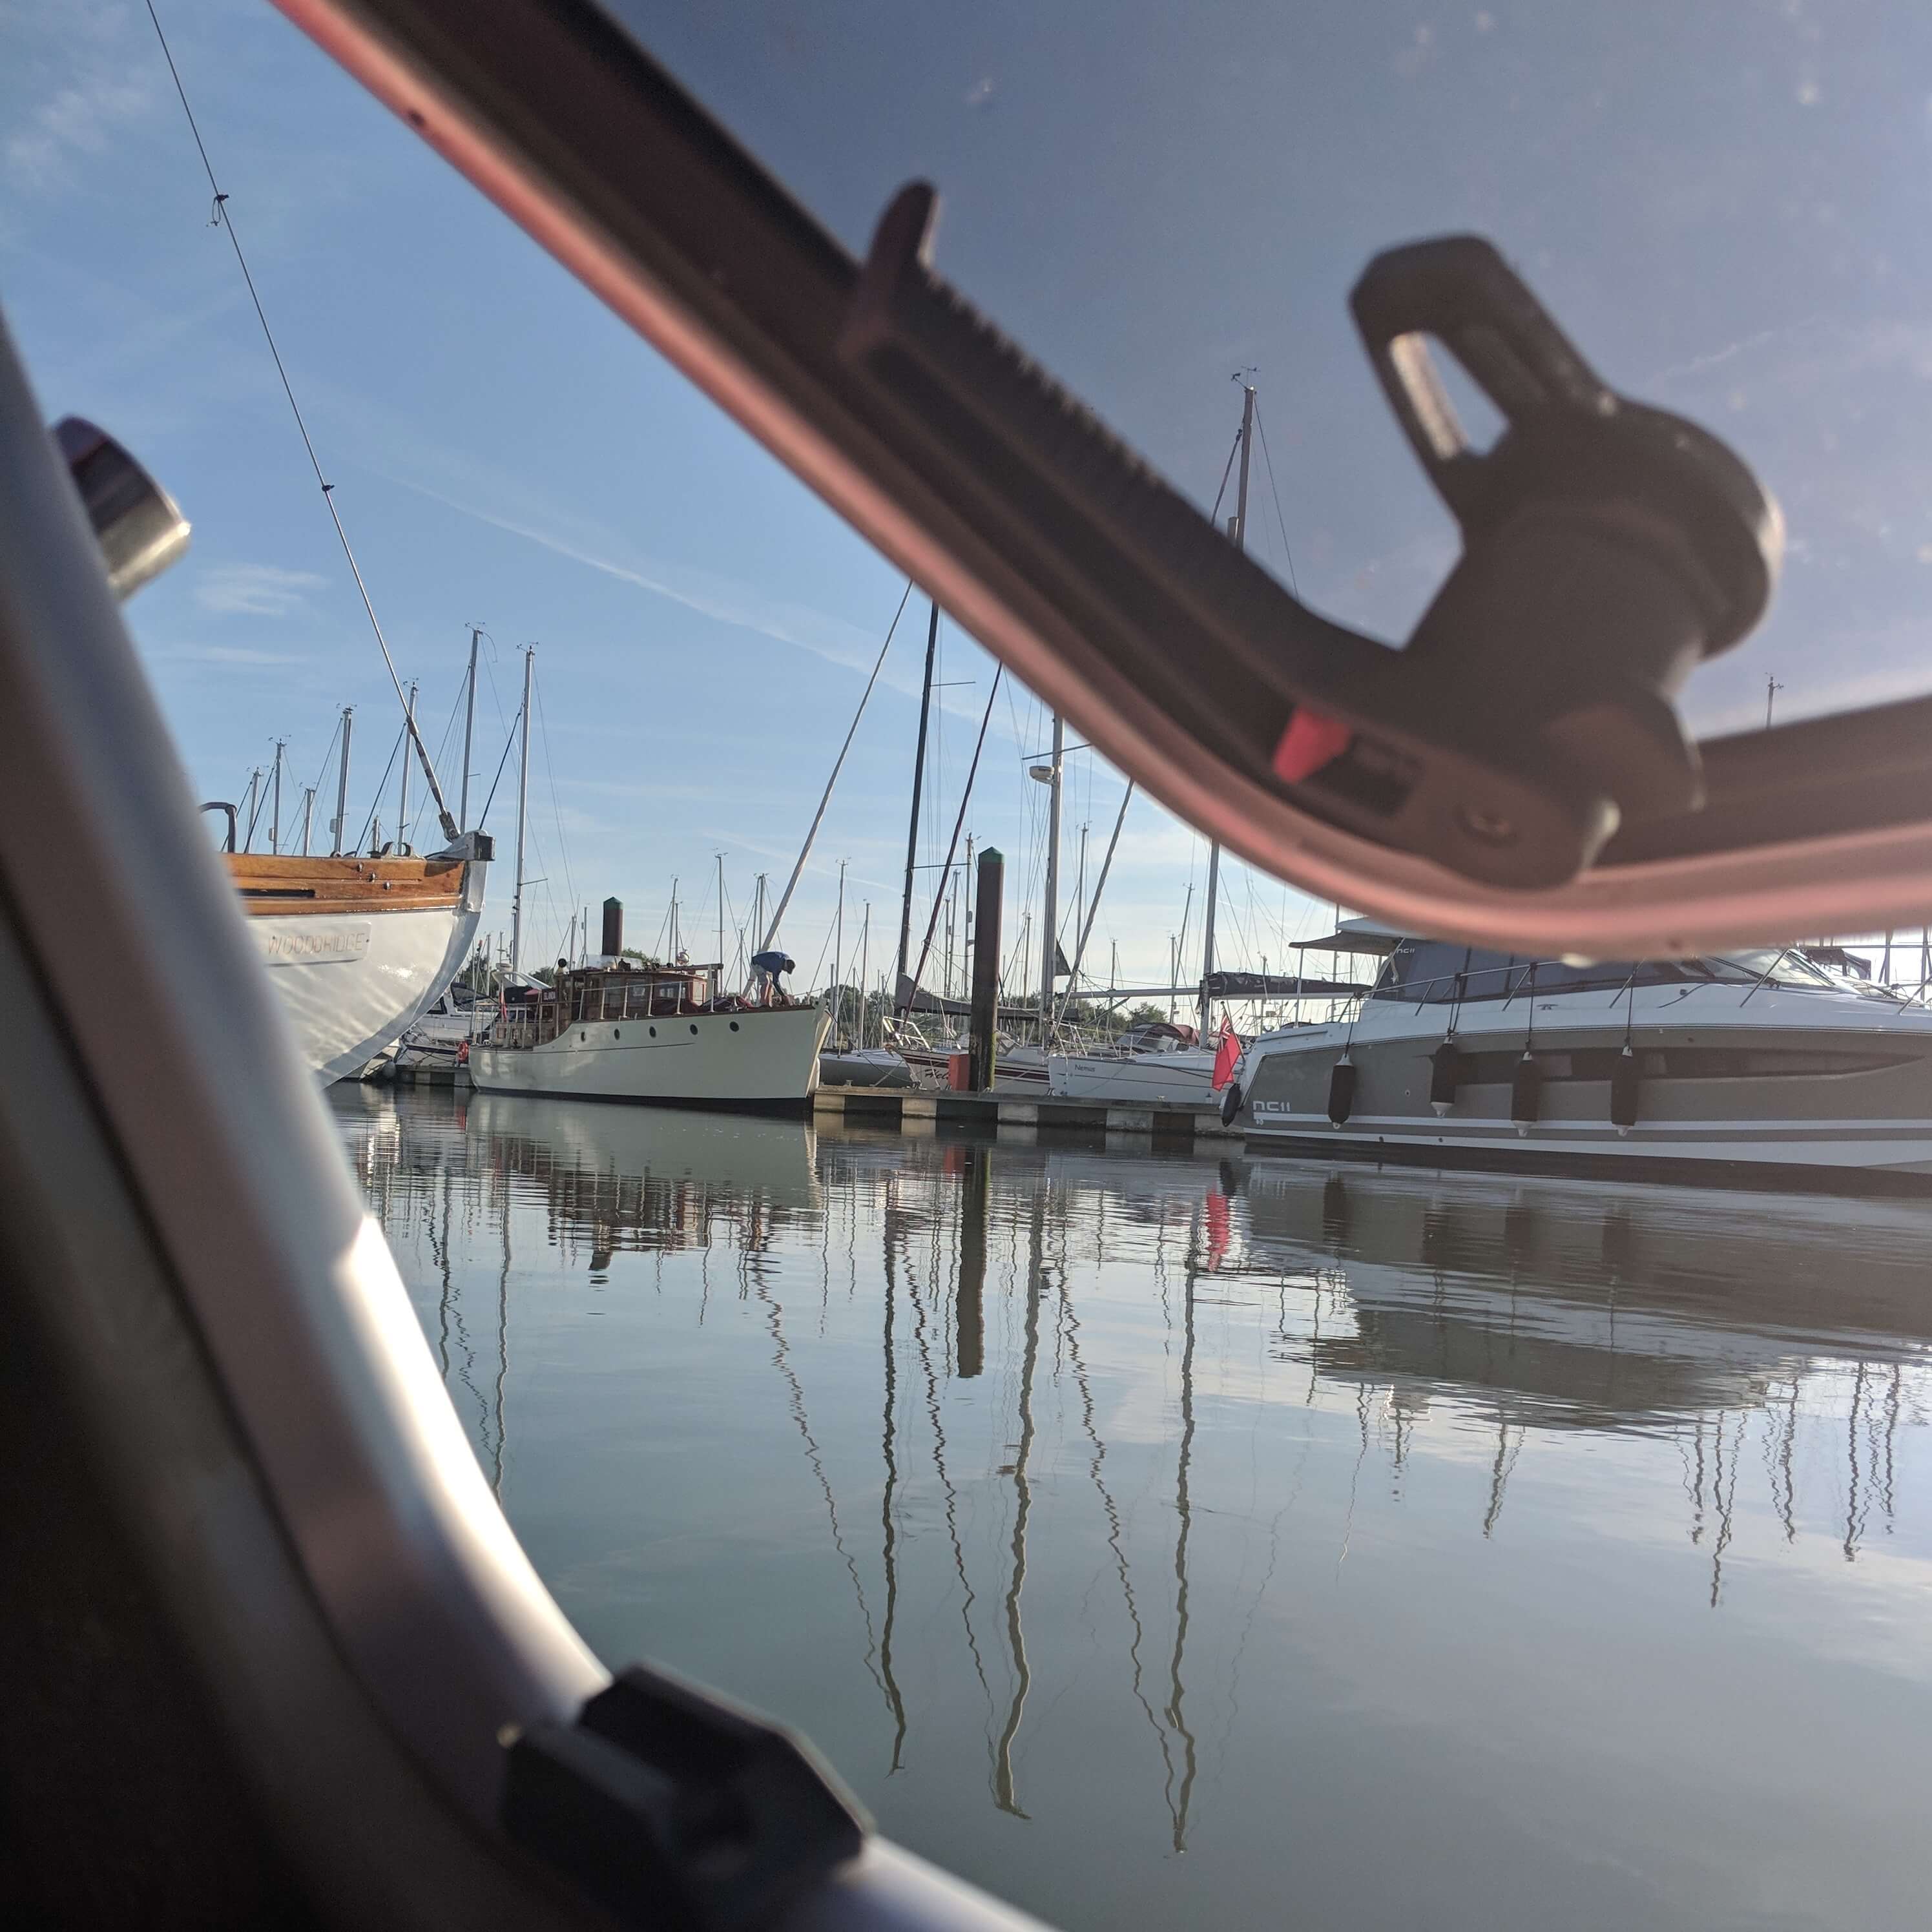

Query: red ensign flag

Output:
[1211, 1023, 1242, 1091]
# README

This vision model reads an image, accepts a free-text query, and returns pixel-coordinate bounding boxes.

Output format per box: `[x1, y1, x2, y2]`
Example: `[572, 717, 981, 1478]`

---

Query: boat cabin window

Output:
[1367, 943, 1845, 1004]
[1369, 941, 1511, 1003]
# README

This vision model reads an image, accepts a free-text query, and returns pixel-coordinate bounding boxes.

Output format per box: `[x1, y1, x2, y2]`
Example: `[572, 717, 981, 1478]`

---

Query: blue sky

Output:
[6, 2, 1931, 991]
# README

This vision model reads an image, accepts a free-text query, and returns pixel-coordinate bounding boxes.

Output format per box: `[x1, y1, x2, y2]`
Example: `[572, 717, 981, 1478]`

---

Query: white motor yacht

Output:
[1227, 919, 1932, 1186]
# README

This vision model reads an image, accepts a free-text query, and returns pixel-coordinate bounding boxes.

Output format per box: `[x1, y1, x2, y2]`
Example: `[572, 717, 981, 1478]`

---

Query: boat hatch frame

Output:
[271, 0, 1932, 958]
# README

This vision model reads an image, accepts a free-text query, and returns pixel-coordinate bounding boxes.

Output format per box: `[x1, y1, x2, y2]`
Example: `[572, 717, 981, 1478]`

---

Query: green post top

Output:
[603, 895, 622, 909]
[977, 847, 1003, 866]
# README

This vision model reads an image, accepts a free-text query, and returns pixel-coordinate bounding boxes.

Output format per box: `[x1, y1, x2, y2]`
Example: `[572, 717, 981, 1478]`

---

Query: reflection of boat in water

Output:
[1238, 1160, 1932, 1400]
[465, 1093, 822, 1262]
[230, 842, 487, 1082]
[1232, 919, 1932, 1187]
[1229, 1158, 1926, 1574]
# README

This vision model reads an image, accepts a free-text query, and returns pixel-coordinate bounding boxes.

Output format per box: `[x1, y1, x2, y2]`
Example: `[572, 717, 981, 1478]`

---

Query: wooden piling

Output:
[968, 846, 1003, 1091]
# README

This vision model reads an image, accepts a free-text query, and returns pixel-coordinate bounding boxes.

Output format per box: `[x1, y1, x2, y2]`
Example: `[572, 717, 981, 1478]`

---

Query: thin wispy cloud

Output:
[194, 561, 327, 618]
[5, 72, 150, 191]
[156, 643, 307, 667]
[366, 457, 1010, 733]
[2, 3, 153, 198]
[380, 472, 893, 676]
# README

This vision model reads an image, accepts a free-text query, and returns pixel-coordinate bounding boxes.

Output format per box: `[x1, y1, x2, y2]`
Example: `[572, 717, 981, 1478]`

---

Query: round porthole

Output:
[579, 1031, 586, 1043]
[730, 1020, 740, 1031]
[614, 1028, 620, 1040]
[649, 1025, 657, 1037]
[690, 1023, 699, 1035]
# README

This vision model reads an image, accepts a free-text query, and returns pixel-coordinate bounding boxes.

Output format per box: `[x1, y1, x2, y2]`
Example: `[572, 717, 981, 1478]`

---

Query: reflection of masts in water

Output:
[901, 1216, 995, 1743]
[493, 1178, 510, 1496]
[1771, 1380, 1799, 1542]
[1846, 1360, 1870, 1562]
[1881, 1362, 1902, 1533]
[1708, 1411, 1742, 1608]
[1059, 1270, 1177, 1827]
[1163, 1227, 1201, 1854]
[431, 1166, 454, 1378]
[1480, 1414, 1522, 1541]
[878, 1208, 911, 1771]
[993, 1185, 1044, 1819]
[753, 1282, 891, 1713]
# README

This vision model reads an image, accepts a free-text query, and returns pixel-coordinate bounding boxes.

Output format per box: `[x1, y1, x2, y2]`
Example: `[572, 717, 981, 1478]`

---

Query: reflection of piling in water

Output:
[955, 1145, 988, 1378]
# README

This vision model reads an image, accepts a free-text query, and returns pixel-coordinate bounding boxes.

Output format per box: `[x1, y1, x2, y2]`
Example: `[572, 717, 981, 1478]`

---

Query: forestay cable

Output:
[144, 1, 459, 842]
[762, 582, 914, 952]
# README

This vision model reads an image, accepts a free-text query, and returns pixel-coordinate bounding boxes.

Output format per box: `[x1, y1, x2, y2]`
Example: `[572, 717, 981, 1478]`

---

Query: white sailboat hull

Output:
[1047, 1048, 1219, 1105]
[472, 1002, 832, 1110]
[248, 887, 483, 1084]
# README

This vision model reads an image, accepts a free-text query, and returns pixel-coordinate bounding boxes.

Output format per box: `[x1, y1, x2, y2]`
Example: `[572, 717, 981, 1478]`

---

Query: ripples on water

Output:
[331, 1086, 1932, 1932]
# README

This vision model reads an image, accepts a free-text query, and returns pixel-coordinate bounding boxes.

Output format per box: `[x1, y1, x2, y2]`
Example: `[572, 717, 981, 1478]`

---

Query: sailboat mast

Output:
[270, 738, 286, 853]
[459, 625, 481, 831]
[896, 599, 940, 1001]
[510, 647, 532, 980]
[716, 851, 725, 979]
[300, 785, 315, 855]
[857, 902, 870, 1047]
[1040, 715, 1063, 1038]
[1201, 382, 1254, 1036]
[331, 706, 353, 857]
[397, 680, 416, 854]
[1057, 780, 1136, 1025]
[833, 858, 846, 1012]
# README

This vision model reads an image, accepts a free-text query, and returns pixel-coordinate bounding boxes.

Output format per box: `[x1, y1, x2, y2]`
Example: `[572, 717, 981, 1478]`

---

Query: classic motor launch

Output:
[470, 957, 831, 1112]
[229, 837, 488, 1083]
[1227, 919, 1932, 1187]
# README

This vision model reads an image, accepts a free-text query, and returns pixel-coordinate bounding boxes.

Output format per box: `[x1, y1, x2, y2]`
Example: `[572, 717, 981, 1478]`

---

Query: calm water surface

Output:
[331, 1086, 1932, 1932]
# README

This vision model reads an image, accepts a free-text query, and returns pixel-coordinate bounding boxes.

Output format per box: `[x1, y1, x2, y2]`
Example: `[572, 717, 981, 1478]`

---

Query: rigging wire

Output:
[1252, 399, 1302, 597]
[1209, 421, 1241, 528]
[353, 717, 410, 856]
[305, 713, 344, 811]
[407, 667, 473, 847]
[473, 705, 525, 830]
[763, 581, 914, 951]
[143, 0, 458, 840]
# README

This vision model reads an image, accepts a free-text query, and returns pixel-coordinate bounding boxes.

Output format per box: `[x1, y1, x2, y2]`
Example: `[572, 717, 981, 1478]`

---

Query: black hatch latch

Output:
[842, 191, 1782, 889]
[503, 1664, 869, 1931]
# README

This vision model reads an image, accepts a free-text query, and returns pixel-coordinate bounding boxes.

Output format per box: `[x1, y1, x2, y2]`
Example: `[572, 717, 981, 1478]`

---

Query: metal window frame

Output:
[0, 295, 1040, 1927]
